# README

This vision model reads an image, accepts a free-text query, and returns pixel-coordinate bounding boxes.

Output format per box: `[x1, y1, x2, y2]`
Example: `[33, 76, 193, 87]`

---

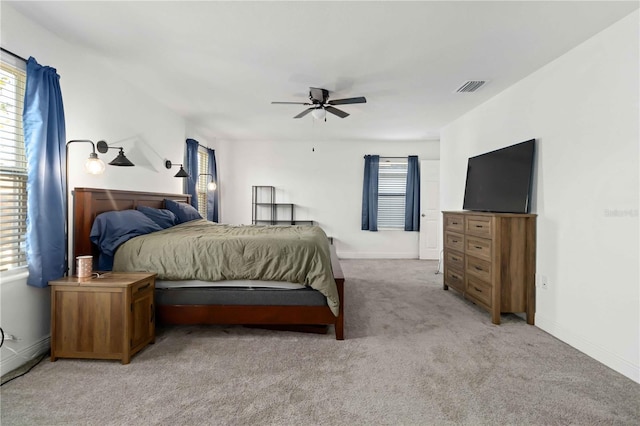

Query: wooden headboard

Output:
[73, 187, 191, 269]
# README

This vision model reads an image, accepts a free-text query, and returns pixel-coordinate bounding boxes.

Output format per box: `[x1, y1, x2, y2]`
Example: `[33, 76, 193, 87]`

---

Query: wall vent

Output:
[455, 80, 487, 93]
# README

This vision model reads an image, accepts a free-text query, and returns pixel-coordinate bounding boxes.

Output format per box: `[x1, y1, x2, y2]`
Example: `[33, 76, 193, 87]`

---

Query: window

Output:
[196, 147, 209, 218]
[378, 158, 408, 229]
[0, 56, 27, 271]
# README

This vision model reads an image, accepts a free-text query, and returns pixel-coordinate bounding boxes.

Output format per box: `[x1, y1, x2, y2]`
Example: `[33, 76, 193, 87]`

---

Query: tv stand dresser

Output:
[442, 211, 536, 325]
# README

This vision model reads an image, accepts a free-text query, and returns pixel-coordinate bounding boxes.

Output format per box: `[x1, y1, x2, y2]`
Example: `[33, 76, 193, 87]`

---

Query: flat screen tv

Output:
[462, 139, 536, 214]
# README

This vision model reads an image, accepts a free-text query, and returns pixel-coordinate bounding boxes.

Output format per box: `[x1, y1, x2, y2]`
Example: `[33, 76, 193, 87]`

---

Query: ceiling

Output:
[7, 1, 638, 142]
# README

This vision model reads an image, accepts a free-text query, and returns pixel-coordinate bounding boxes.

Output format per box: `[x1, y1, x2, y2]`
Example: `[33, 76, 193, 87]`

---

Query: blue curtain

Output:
[206, 147, 219, 222]
[23, 57, 66, 287]
[185, 138, 199, 210]
[405, 155, 420, 231]
[361, 155, 379, 231]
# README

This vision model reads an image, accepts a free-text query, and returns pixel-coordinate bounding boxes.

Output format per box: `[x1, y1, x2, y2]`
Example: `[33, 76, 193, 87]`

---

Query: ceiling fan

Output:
[272, 87, 367, 120]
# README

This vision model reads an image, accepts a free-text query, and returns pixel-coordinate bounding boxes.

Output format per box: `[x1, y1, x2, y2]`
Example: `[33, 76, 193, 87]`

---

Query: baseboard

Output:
[337, 251, 418, 259]
[0, 336, 50, 377]
[536, 314, 639, 384]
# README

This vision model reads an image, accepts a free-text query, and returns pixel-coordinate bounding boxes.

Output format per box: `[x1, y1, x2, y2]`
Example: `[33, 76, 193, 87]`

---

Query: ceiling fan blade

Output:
[272, 101, 312, 105]
[325, 106, 350, 118]
[309, 87, 329, 103]
[328, 96, 367, 105]
[294, 108, 315, 119]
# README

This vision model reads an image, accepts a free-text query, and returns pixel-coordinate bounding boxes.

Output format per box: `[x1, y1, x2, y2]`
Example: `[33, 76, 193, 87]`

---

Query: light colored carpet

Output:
[1, 259, 639, 425]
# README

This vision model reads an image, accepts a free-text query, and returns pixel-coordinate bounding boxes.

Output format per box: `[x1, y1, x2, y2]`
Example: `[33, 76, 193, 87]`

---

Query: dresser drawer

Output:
[466, 276, 492, 308]
[466, 255, 492, 282]
[445, 249, 464, 271]
[465, 236, 492, 261]
[445, 267, 464, 292]
[445, 231, 464, 252]
[444, 214, 464, 232]
[466, 215, 492, 238]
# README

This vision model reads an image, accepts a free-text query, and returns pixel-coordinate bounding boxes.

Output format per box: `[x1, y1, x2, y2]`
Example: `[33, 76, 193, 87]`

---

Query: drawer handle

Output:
[475, 225, 483, 228]
[452, 256, 459, 261]
[452, 222, 459, 225]
[474, 246, 482, 250]
[451, 273, 459, 279]
[474, 287, 482, 292]
[474, 266, 483, 271]
[452, 239, 459, 243]
[137, 283, 151, 292]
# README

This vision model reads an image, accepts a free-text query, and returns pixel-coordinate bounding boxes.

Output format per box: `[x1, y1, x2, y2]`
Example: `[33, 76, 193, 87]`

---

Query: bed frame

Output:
[73, 187, 345, 340]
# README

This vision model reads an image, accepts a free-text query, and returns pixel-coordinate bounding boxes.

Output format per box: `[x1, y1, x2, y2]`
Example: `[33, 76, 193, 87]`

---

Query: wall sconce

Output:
[96, 140, 135, 166]
[165, 160, 189, 178]
[65, 140, 105, 275]
[65, 139, 132, 275]
[67, 139, 105, 175]
[198, 173, 217, 191]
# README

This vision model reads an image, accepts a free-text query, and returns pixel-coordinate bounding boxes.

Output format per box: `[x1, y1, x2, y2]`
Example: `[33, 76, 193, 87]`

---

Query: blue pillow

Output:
[90, 210, 163, 257]
[164, 199, 202, 223]
[137, 206, 178, 229]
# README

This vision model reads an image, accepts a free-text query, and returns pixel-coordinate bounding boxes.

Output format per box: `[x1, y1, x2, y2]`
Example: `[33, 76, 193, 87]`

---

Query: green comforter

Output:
[113, 220, 339, 316]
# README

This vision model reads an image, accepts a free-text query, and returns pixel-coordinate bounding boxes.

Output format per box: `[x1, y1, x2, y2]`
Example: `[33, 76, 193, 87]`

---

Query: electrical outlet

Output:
[540, 275, 548, 290]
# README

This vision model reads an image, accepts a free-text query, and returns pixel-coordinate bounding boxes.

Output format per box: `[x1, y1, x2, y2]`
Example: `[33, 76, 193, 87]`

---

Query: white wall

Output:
[222, 139, 439, 258]
[441, 12, 639, 383]
[0, 5, 187, 376]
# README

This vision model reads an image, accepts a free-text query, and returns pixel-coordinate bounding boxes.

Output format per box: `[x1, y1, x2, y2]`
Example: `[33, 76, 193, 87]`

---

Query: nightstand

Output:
[49, 272, 156, 364]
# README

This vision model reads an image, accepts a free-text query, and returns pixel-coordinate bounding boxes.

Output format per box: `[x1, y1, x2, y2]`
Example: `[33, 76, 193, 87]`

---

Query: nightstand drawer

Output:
[445, 231, 464, 252]
[466, 215, 492, 238]
[132, 278, 154, 294]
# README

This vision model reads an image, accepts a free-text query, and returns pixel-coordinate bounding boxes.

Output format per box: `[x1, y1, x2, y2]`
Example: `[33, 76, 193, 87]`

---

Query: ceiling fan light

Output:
[312, 108, 326, 120]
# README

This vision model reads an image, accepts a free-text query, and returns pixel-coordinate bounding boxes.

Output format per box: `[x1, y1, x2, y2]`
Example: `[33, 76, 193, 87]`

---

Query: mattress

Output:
[155, 279, 305, 290]
[112, 220, 339, 315]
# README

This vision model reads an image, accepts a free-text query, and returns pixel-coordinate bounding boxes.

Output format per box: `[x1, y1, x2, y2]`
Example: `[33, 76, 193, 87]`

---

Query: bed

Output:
[72, 187, 345, 340]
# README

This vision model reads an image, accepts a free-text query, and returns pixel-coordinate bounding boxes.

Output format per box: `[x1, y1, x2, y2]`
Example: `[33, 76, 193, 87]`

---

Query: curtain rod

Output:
[1, 47, 27, 63]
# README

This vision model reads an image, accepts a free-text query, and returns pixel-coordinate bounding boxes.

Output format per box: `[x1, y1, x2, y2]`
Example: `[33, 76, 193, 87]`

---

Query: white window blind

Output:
[0, 57, 27, 271]
[378, 158, 408, 229]
[196, 147, 209, 218]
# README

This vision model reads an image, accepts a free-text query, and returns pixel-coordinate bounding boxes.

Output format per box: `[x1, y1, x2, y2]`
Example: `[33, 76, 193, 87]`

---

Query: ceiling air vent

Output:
[455, 80, 487, 93]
